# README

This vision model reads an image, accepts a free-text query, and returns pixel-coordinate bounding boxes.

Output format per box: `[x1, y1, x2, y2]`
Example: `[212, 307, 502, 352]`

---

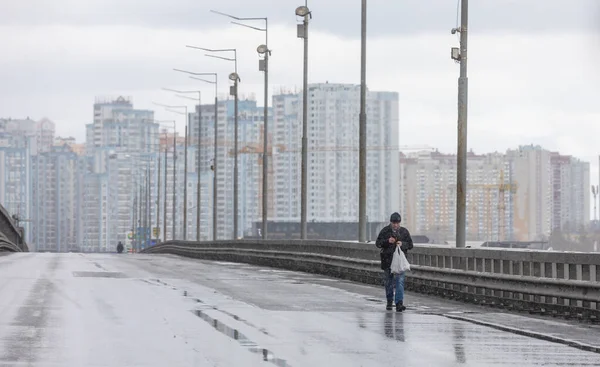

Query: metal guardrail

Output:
[0, 204, 26, 251]
[142, 240, 600, 321]
[0, 232, 23, 252]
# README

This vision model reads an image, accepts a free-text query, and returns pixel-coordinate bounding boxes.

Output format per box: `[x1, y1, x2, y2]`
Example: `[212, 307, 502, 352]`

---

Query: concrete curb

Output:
[444, 314, 600, 354]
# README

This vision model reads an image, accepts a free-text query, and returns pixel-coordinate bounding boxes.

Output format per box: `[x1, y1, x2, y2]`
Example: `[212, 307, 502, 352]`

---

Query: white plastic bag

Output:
[391, 247, 411, 274]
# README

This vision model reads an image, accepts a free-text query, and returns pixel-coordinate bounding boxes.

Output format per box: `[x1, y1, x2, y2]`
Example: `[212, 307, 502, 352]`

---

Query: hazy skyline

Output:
[1, 0, 599, 179]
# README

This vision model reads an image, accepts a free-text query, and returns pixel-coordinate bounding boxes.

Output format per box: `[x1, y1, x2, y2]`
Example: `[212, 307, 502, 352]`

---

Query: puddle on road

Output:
[72, 271, 127, 278]
[193, 309, 289, 367]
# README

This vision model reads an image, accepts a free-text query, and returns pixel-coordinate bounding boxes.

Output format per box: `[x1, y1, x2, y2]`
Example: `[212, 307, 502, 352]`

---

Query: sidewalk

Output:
[444, 311, 600, 353]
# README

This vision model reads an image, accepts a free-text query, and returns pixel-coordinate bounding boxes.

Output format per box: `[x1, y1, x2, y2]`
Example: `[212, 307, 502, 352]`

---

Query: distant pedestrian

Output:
[375, 212, 413, 312]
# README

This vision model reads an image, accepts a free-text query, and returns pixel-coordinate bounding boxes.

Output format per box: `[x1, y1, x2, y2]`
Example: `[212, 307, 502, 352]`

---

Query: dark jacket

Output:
[375, 225, 413, 270]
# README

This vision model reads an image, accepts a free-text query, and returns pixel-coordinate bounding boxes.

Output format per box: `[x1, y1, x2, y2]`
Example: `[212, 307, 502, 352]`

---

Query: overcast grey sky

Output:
[1, 0, 600, 186]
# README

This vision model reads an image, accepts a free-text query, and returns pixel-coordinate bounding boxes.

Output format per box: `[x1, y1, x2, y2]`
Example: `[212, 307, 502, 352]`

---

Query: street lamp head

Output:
[228, 72, 240, 82]
[295, 5, 310, 17]
[257, 44, 269, 55]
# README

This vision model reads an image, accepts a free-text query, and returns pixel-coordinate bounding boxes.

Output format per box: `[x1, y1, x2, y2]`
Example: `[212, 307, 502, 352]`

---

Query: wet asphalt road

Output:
[1, 252, 600, 366]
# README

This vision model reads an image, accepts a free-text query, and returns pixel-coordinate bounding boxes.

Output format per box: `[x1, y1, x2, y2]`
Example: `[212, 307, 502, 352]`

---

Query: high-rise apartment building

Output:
[31, 143, 83, 252]
[0, 117, 56, 244]
[550, 153, 590, 233]
[506, 145, 553, 241]
[401, 145, 590, 242]
[271, 83, 400, 224]
[81, 97, 159, 252]
[189, 99, 272, 239]
[400, 151, 512, 242]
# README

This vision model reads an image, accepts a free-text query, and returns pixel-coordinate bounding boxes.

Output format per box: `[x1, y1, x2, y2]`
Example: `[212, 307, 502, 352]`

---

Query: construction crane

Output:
[448, 169, 517, 241]
[498, 169, 518, 241]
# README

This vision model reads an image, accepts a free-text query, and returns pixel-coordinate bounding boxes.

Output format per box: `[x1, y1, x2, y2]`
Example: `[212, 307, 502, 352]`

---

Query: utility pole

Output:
[184, 125, 188, 240]
[157, 155, 161, 242]
[163, 145, 168, 241]
[197, 101, 202, 241]
[451, 0, 468, 248]
[213, 96, 218, 241]
[160, 88, 204, 241]
[233, 76, 239, 240]
[210, 10, 270, 240]
[358, 0, 367, 243]
[592, 185, 598, 223]
[172, 132, 177, 240]
[261, 44, 270, 240]
[138, 183, 142, 251]
[296, 4, 311, 239]
[146, 165, 151, 247]
[132, 193, 137, 251]
[171, 70, 219, 240]
[141, 179, 146, 249]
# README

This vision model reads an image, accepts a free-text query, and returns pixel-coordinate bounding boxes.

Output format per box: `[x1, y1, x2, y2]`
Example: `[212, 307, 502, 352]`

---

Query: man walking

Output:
[376, 212, 413, 312]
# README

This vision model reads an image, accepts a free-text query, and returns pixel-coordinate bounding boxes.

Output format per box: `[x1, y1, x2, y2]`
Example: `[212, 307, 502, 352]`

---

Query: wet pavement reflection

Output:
[383, 312, 405, 342]
[1, 253, 600, 366]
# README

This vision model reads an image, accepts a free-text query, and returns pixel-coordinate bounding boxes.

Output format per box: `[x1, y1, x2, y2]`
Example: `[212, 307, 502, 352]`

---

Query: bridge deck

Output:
[1, 253, 599, 366]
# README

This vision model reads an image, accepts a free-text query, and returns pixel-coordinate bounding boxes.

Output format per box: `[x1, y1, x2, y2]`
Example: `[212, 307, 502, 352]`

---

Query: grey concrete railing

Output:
[0, 204, 26, 252]
[142, 240, 600, 321]
[0, 232, 23, 252]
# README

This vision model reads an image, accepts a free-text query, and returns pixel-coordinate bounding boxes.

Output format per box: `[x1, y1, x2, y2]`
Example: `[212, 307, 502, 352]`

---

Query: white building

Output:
[401, 145, 590, 242]
[81, 97, 159, 252]
[0, 117, 55, 243]
[271, 83, 400, 224]
[31, 144, 82, 252]
[189, 99, 272, 239]
[506, 145, 553, 241]
[400, 151, 513, 242]
[550, 153, 590, 233]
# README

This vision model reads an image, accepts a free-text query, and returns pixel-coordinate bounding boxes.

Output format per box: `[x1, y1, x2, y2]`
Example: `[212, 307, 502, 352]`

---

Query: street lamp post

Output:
[172, 131, 177, 240]
[211, 10, 270, 240]
[137, 182, 142, 250]
[164, 88, 203, 242]
[296, 4, 311, 239]
[156, 152, 161, 243]
[173, 69, 219, 241]
[358, 0, 368, 243]
[451, 0, 469, 248]
[186, 46, 240, 240]
[154, 103, 189, 240]
[163, 140, 168, 241]
[154, 120, 176, 241]
[146, 165, 151, 247]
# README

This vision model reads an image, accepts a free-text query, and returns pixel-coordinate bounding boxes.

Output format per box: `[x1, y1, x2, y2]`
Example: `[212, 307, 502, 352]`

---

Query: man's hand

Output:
[388, 237, 396, 244]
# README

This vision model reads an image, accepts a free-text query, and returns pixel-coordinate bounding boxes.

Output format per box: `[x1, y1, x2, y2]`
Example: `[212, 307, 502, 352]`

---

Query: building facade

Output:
[550, 153, 590, 233]
[189, 99, 273, 239]
[401, 145, 590, 243]
[271, 83, 400, 225]
[81, 97, 159, 252]
[0, 117, 56, 246]
[31, 144, 82, 252]
[400, 151, 513, 243]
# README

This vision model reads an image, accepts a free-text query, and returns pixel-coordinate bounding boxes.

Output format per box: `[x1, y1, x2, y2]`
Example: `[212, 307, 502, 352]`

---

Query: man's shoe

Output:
[396, 301, 406, 312]
[386, 300, 393, 310]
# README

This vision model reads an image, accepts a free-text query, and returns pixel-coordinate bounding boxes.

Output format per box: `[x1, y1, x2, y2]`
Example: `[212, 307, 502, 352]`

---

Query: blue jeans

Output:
[383, 269, 405, 304]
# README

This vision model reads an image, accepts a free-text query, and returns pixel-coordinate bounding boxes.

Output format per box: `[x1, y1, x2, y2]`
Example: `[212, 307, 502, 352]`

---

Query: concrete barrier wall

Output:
[0, 204, 26, 251]
[0, 232, 23, 253]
